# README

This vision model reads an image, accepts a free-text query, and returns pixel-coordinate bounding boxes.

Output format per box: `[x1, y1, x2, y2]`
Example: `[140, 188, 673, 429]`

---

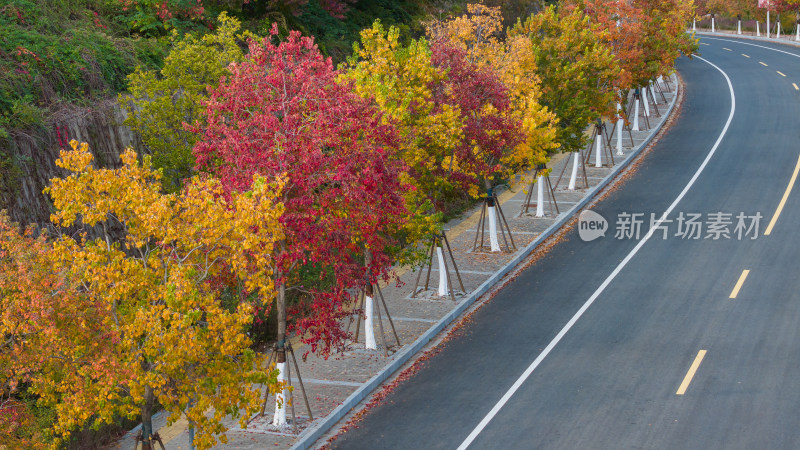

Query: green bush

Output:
[0, 0, 168, 133]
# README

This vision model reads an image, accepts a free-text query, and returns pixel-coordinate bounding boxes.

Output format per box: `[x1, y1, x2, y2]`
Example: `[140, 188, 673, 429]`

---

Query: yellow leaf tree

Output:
[340, 20, 465, 250]
[1, 140, 284, 450]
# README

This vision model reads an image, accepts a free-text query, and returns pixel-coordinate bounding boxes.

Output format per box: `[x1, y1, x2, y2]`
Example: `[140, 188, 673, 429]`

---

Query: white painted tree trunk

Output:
[536, 175, 545, 217]
[757, 21, 761, 36]
[796, 23, 799, 41]
[594, 130, 603, 168]
[436, 246, 448, 296]
[650, 82, 658, 105]
[487, 206, 500, 252]
[632, 98, 640, 131]
[738, 20, 742, 34]
[364, 295, 376, 350]
[778, 21, 782, 38]
[692, 18, 696, 32]
[641, 88, 650, 117]
[273, 362, 287, 427]
[711, 17, 715, 32]
[616, 103, 624, 156]
[568, 152, 580, 190]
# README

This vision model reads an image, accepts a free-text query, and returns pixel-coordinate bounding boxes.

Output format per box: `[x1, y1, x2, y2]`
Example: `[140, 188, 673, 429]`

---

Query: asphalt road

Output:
[330, 37, 800, 450]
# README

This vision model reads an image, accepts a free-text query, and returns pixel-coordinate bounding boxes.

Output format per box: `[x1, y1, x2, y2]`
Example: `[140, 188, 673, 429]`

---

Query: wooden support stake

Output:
[288, 343, 313, 421]
[373, 284, 389, 357]
[258, 347, 277, 417]
[442, 234, 466, 293]
[285, 353, 298, 433]
[472, 192, 515, 253]
[411, 239, 435, 297]
[412, 233, 465, 300]
[494, 193, 516, 250]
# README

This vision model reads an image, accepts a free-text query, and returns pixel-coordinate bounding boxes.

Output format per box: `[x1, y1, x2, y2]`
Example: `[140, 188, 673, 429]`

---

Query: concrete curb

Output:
[290, 74, 681, 450]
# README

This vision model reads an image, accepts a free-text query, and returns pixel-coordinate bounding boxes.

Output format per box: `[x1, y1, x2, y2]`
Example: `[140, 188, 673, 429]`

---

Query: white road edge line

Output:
[456, 56, 736, 450]
[702, 35, 800, 60]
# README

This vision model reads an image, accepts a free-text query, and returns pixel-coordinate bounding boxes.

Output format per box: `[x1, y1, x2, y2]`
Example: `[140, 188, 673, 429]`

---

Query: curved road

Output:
[330, 37, 800, 449]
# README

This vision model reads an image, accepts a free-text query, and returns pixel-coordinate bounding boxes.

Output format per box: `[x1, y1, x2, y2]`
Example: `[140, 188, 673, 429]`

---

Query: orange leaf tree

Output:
[633, 0, 698, 83]
[564, 0, 645, 92]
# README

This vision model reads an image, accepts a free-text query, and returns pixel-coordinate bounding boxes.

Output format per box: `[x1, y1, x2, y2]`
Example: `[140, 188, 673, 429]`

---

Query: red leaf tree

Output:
[429, 40, 524, 198]
[193, 26, 408, 363]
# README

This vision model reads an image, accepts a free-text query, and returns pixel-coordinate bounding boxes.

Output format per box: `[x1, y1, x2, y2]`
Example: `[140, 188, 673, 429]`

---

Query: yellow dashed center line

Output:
[729, 270, 750, 299]
[760, 61, 769, 66]
[723, 47, 732, 51]
[777, 70, 787, 77]
[742, 53, 751, 58]
[765, 153, 800, 235]
[677, 350, 707, 395]
[793, 83, 799, 90]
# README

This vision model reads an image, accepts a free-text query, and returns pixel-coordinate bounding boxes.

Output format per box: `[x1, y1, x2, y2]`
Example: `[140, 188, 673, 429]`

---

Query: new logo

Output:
[578, 210, 607, 241]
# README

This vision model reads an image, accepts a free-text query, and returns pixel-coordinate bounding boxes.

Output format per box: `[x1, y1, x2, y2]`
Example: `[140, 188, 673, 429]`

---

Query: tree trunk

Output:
[641, 86, 650, 117]
[535, 174, 545, 217]
[141, 386, 155, 450]
[363, 250, 377, 350]
[594, 127, 603, 168]
[436, 246, 448, 296]
[484, 181, 500, 252]
[568, 151, 580, 190]
[616, 102, 624, 156]
[188, 421, 196, 450]
[187, 396, 196, 450]
[273, 272, 288, 427]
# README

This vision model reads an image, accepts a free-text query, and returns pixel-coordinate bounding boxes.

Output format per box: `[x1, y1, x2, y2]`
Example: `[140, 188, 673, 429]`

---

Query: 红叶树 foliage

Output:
[426, 3, 559, 181]
[193, 25, 408, 358]
[428, 39, 524, 196]
[563, 0, 644, 92]
[632, 0, 698, 83]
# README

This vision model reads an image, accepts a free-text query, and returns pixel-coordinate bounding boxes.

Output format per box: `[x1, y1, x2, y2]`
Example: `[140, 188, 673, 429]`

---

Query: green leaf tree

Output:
[510, 5, 621, 154]
[121, 12, 252, 192]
